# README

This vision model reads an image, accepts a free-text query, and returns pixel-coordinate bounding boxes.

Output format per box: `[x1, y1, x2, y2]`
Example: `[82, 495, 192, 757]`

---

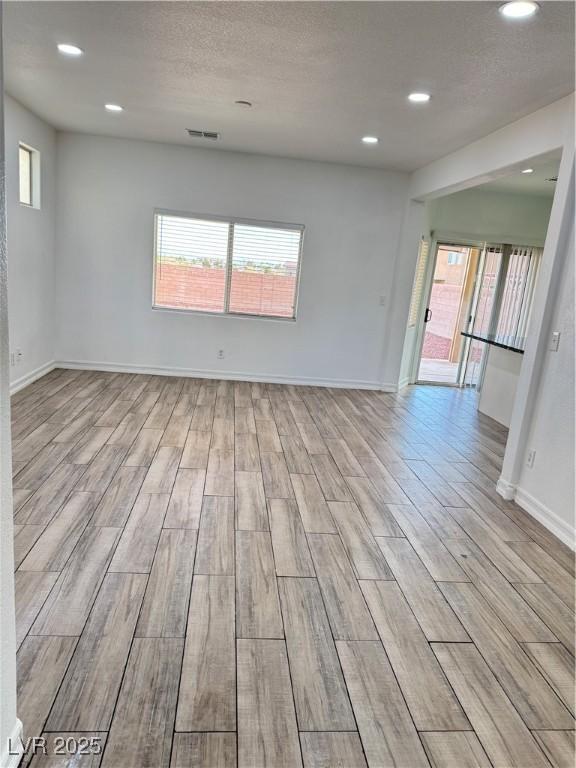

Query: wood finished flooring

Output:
[11, 368, 575, 767]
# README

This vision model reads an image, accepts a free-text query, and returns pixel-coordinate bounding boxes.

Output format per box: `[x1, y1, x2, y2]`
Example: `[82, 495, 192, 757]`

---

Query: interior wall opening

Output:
[403, 148, 561, 412]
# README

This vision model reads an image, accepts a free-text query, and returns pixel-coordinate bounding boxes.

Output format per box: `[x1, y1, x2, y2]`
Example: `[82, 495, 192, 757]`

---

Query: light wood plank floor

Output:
[11, 368, 575, 767]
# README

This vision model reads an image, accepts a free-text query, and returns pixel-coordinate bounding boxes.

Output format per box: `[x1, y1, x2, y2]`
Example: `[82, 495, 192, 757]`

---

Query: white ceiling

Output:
[4, 1, 575, 171]
[477, 150, 562, 197]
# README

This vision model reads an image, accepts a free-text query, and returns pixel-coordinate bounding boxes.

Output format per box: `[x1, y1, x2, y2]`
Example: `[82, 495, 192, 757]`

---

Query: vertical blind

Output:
[154, 213, 303, 318]
[408, 238, 430, 327]
[470, 245, 541, 341]
[496, 246, 541, 339]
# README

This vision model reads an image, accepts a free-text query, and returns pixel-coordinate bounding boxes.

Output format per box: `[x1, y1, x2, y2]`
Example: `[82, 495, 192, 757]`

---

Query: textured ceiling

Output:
[4, 1, 575, 171]
[478, 151, 562, 197]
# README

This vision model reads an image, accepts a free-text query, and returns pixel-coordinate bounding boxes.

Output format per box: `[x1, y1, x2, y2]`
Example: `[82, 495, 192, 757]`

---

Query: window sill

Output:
[151, 305, 297, 323]
[19, 202, 41, 210]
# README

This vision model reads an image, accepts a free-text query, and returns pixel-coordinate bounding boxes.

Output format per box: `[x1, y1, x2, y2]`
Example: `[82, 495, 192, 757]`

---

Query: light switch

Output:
[549, 331, 561, 352]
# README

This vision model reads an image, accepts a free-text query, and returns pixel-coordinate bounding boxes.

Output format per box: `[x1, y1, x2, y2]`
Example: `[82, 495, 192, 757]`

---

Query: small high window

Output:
[19, 143, 40, 208]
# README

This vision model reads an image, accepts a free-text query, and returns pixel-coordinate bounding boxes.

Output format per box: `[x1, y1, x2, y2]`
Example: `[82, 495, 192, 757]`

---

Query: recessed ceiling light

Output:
[105, 104, 123, 112]
[408, 92, 431, 103]
[362, 136, 379, 144]
[499, 1, 539, 18]
[521, 168, 534, 174]
[57, 43, 83, 57]
[235, 100, 252, 108]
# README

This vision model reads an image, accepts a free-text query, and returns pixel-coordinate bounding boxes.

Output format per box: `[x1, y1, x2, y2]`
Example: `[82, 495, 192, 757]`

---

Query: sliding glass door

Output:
[459, 245, 503, 387]
[412, 238, 541, 388]
[417, 243, 480, 384]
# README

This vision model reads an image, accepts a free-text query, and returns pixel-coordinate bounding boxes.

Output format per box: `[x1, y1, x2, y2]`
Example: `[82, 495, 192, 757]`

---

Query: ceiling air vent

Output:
[546, 176, 558, 183]
[186, 129, 220, 141]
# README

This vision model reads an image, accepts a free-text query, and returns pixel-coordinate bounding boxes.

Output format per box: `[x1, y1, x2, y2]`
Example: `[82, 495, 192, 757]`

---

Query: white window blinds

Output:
[471, 244, 541, 341]
[155, 215, 229, 313]
[154, 213, 304, 319]
[408, 238, 430, 327]
[496, 246, 541, 339]
[229, 224, 302, 317]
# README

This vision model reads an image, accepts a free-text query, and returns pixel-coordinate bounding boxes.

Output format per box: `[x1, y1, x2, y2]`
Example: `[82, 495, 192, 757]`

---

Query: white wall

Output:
[478, 346, 523, 429]
[54, 133, 408, 388]
[5, 96, 57, 389]
[381, 200, 426, 389]
[0, 16, 23, 768]
[428, 188, 553, 247]
[515, 212, 575, 544]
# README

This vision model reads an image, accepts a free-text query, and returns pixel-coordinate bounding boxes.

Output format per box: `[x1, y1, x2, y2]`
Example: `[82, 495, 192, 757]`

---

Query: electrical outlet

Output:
[379, 295, 386, 306]
[217, 349, 224, 359]
[549, 331, 561, 352]
[526, 449, 536, 469]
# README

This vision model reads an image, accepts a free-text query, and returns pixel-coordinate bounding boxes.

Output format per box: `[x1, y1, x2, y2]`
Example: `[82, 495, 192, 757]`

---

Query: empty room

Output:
[0, 2, 575, 767]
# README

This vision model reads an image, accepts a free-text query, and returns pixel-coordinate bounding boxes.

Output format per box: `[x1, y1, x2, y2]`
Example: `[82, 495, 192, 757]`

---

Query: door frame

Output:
[409, 234, 488, 386]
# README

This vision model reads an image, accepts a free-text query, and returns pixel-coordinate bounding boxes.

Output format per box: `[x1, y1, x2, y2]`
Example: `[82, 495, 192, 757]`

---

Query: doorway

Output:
[417, 243, 480, 384]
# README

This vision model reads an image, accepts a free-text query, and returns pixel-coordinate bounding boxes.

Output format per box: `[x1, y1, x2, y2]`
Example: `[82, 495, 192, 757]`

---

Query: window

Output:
[153, 212, 303, 319]
[19, 145, 32, 205]
[447, 251, 464, 265]
[407, 237, 429, 327]
[19, 143, 40, 208]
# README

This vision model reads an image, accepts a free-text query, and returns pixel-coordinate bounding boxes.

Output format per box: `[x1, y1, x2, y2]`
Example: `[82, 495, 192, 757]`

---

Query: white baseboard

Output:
[397, 376, 411, 391]
[10, 360, 56, 395]
[56, 359, 392, 392]
[498, 476, 575, 549]
[1, 718, 23, 768]
[496, 477, 516, 501]
[514, 486, 575, 551]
